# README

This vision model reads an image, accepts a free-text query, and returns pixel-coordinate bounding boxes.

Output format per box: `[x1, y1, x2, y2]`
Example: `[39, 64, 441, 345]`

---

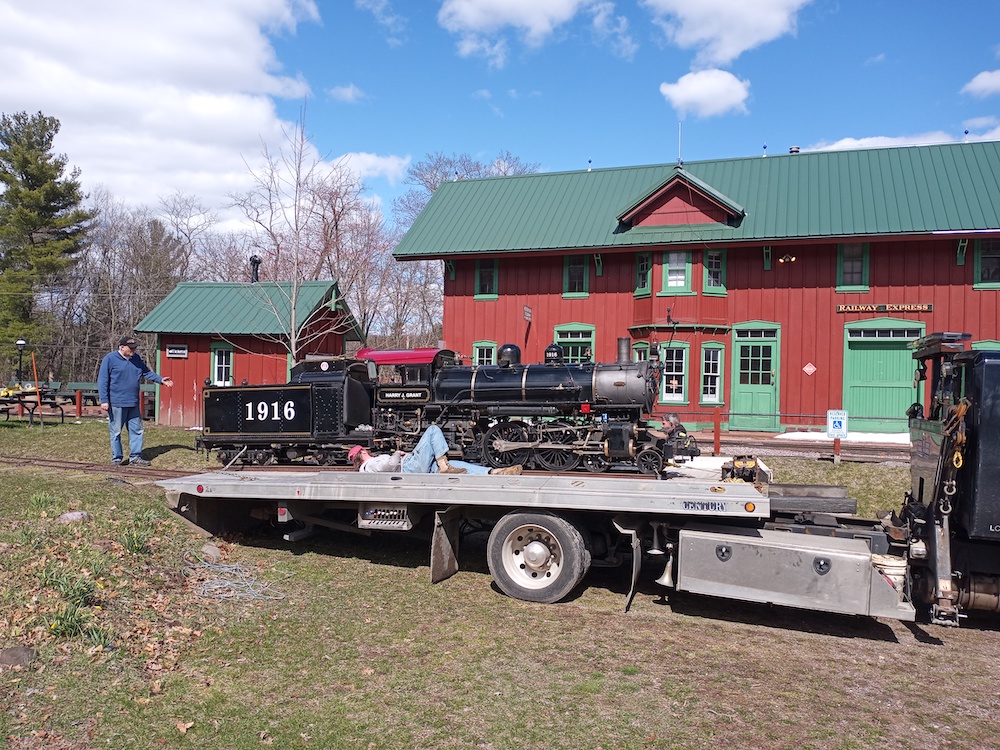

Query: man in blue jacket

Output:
[98, 335, 173, 467]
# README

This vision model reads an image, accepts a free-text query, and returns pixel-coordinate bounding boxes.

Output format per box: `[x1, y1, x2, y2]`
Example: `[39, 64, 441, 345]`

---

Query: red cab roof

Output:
[356, 348, 455, 366]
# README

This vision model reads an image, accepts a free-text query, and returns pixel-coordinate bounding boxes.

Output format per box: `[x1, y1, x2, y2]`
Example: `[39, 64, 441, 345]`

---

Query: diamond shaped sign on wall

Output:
[803, 362, 817, 376]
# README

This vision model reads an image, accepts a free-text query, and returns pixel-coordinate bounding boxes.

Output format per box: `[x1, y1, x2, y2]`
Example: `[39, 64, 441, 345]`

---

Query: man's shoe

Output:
[490, 464, 523, 476]
[129, 457, 151, 467]
[111, 459, 124, 466]
[438, 464, 467, 474]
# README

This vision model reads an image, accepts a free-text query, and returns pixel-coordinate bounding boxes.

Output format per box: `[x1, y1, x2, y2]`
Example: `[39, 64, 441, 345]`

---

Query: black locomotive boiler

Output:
[198, 341, 699, 474]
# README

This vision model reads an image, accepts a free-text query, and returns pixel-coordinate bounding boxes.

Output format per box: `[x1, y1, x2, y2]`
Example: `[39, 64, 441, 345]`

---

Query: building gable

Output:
[618, 168, 746, 229]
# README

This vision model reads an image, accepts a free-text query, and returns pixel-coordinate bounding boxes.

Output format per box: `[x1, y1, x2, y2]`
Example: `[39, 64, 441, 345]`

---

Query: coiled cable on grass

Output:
[182, 551, 292, 600]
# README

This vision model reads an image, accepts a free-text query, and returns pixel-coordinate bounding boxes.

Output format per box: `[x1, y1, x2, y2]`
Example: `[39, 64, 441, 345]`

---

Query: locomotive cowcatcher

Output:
[197, 340, 699, 474]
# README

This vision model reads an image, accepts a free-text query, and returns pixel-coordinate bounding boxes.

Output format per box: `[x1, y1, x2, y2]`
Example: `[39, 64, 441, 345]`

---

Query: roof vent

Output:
[789, 146, 800, 154]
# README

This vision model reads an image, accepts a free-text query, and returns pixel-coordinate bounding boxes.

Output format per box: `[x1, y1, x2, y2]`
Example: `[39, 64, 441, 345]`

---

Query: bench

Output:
[58, 382, 100, 407]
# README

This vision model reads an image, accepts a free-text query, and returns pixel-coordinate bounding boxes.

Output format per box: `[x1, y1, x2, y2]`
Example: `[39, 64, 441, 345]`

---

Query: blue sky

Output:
[2, 0, 999, 228]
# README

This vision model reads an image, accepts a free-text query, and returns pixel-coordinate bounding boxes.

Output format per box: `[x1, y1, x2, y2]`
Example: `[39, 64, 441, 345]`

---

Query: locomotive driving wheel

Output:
[533, 421, 581, 472]
[483, 421, 532, 468]
[582, 454, 611, 473]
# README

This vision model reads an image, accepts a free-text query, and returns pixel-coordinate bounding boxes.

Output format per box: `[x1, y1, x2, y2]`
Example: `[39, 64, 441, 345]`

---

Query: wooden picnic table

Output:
[0, 390, 65, 425]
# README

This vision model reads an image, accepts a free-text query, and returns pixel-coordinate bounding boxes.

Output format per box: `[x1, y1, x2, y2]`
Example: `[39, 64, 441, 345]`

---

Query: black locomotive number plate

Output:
[204, 385, 312, 436]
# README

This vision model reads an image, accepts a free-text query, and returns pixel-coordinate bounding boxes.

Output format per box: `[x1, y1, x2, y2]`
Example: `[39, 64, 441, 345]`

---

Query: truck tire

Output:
[487, 511, 591, 603]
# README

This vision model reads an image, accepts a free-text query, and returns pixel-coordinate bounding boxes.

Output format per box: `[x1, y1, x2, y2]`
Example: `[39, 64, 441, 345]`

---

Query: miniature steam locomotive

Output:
[198, 342, 699, 474]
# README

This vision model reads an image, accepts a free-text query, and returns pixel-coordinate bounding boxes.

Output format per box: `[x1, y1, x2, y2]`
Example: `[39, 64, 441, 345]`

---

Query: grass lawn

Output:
[2, 419, 998, 749]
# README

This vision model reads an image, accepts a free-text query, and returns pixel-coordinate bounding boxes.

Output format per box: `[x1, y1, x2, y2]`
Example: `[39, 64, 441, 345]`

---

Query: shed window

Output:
[211, 344, 233, 386]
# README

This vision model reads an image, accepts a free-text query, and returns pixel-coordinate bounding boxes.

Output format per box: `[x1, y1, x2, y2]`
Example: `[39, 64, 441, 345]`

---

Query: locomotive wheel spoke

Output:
[636, 448, 664, 476]
[534, 421, 581, 471]
[582, 454, 610, 473]
[483, 421, 532, 468]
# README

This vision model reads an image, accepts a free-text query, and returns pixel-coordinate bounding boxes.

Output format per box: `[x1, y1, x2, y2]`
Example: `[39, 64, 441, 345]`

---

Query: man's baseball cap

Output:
[118, 336, 139, 349]
[347, 445, 364, 461]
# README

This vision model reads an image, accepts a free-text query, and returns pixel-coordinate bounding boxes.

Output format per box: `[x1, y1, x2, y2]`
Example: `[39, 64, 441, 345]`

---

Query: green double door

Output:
[842, 320, 923, 432]
[730, 326, 780, 431]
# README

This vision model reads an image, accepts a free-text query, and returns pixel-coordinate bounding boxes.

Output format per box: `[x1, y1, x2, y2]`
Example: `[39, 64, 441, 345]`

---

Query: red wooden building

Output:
[135, 281, 361, 427]
[393, 141, 1000, 432]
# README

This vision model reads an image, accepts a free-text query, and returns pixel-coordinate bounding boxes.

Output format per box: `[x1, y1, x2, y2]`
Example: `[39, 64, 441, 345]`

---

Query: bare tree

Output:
[392, 150, 539, 230]
[228, 115, 389, 359]
[159, 190, 217, 279]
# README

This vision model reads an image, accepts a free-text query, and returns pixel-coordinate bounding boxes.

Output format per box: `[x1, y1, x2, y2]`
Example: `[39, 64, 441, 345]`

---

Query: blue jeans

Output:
[108, 405, 144, 462]
[402, 425, 490, 475]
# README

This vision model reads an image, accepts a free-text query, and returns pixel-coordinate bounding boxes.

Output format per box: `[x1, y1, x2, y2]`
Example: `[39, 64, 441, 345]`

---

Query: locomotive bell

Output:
[497, 343, 521, 367]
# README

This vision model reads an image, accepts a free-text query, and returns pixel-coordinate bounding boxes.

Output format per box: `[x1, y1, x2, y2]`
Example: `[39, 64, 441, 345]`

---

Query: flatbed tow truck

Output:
[159, 334, 1000, 625]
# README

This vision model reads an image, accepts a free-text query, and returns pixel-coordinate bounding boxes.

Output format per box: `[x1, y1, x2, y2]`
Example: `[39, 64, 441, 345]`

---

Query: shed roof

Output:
[136, 281, 360, 338]
[393, 140, 1000, 259]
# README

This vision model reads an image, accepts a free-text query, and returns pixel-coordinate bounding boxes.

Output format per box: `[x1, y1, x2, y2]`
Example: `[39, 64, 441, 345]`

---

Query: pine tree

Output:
[0, 111, 92, 370]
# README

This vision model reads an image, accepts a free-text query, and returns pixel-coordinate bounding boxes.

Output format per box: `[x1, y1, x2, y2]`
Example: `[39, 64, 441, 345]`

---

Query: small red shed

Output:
[136, 280, 363, 427]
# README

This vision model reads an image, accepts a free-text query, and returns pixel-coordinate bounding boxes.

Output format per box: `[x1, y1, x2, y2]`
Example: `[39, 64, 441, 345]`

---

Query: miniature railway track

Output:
[0, 456, 196, 481]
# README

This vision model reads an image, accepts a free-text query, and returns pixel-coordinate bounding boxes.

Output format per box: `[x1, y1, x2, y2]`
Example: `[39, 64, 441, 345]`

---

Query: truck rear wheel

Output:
[487, 511, 591, 603]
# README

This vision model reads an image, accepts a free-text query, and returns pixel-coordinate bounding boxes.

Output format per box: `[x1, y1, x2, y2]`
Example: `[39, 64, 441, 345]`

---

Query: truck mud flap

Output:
[612, 515, 643, 612]
[430, 507, 463, 583]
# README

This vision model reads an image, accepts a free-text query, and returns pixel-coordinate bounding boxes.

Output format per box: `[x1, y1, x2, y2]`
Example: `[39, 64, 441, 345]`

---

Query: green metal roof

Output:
[393, 141, 1000, 259]
[135, 281, 357, 337]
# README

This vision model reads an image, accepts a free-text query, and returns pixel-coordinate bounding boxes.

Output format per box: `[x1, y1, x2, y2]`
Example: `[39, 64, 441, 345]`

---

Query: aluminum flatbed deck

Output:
[158, 470, 770, 519]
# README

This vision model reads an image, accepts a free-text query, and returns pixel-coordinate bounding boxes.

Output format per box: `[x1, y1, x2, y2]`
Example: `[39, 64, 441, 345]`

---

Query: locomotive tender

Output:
[198, 340, 699, 474]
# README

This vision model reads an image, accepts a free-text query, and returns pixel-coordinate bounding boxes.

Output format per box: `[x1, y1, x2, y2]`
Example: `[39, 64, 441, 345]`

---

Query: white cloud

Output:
[330, 83, 367, 103]
[659, 69, 750, 118]
[643, 0, 812, 66]
[964, 115, 1000, 131]
[591, 1, 638, 60]
[437, 0, 636, 66]
[355, 0, 406, 44]
[438, 0, 589, 47]
[808, 132, 957, 151]
[0, 0, 324, 213]
[342, 152, 410, 185]
[961, 70, 1000, 98]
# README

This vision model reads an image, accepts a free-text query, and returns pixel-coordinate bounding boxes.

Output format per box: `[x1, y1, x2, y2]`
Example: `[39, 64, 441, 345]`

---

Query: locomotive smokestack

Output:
[617, 337, 630, 364]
